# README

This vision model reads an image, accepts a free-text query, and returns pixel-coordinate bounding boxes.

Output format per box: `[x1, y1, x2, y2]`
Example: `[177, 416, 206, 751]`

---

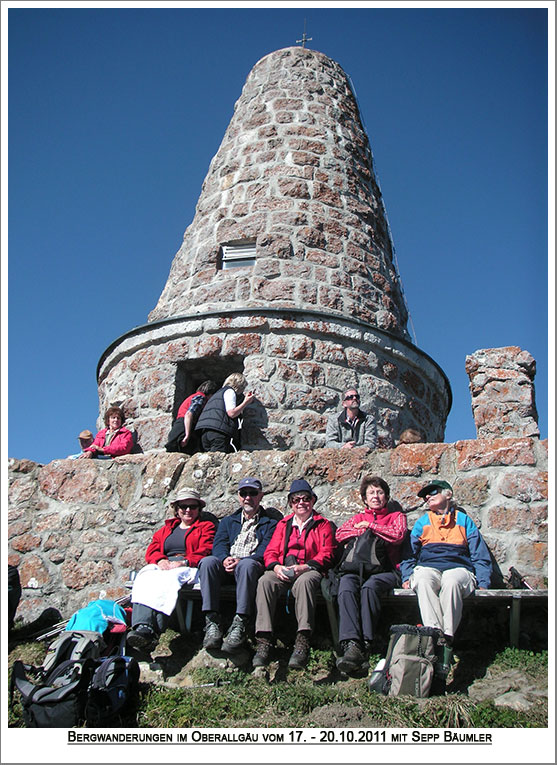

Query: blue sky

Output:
[6, 4, 551, 465]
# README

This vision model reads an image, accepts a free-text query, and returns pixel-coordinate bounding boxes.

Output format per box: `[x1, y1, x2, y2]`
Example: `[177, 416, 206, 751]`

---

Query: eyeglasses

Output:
[239, 488, 259, 497]
[290, 494, 312, 504]
[177, 502, 200, 510]
[344, 394, 360, 401]
[425, 488, 440, 498]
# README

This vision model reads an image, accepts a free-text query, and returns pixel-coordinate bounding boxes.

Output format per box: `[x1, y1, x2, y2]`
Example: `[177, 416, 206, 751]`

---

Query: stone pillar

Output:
[465, 347, 539, 438]
[97, 46, 452, 450]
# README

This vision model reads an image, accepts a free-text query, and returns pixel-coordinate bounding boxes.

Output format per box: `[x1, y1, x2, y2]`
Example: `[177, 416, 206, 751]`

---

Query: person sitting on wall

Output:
[253, 479, 337, 670]
[397, 428, 425, 445]
[165, 380, 218, 454]
[66, 429, 95, 459]
[194, 373, 255, 453]
[400, 480, 492, 645]
[79, 406, 134, 459]
[325, 388, 377, 450]
[127, 488, 216, 651]
[335, 475, 408, 675]
[199, 477, 282, 654]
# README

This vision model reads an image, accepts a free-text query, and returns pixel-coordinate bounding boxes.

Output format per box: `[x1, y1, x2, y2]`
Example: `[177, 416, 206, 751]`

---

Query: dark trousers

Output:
[337, 570, 400, 643]
[198, 555, 263, 616]
[165, 418, 201, 454]
[200, 429, 235, 453]
[131, 603, 169, 635]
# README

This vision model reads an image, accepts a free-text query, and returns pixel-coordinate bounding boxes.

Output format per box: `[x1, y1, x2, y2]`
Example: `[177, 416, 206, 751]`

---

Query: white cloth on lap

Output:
[131, 563, 200, 615]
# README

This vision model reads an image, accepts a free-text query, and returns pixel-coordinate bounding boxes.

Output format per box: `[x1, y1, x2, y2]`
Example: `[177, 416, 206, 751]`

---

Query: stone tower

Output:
[97, 47, 451, 451]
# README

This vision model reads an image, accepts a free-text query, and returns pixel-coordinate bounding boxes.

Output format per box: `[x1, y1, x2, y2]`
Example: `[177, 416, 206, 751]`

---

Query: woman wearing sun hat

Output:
[127, 488, 215, 651]
[400, 479, 492, 645]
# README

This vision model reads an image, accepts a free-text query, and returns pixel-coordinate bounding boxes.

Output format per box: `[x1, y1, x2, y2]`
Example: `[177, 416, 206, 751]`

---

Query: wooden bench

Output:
[174, 582, 548, 650]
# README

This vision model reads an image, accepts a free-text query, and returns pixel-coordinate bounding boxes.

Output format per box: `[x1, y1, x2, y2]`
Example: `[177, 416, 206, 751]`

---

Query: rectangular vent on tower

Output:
[220, 241, 256, 270]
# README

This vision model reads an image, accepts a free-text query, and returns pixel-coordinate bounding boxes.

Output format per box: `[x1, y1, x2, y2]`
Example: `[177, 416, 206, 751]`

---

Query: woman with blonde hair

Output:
[194, 373, 255, 453]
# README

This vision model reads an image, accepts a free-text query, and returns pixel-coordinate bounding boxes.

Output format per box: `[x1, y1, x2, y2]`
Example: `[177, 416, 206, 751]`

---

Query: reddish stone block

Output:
[452, 475, 490, 507]
[300, 447, 369, 483]
[390, 443, 449, 476]
[20, 555, 50, 588]
[61, 560, 114, 589]
[192, 335, 223, 357]
[487, 504, 547, 537]
[8, 520, 32, 538]
[9, 458, 39, 473]
[222, 333, 263, 356]
[498, 471, 548, 502]
[44, 533, 72, 551]
[8, 477, 38, 504]
[10, 533, 41, 553]
[290, 336, 314, 360]
[299, 361, 326, 386]
[456, 438, 536, 471]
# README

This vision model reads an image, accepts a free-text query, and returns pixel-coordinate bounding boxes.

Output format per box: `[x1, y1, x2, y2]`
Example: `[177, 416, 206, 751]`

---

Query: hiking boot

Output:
[222, 614, 248, 653]
[203, 614, 223, 650]
[336, 639, 367, 675]
[252, 636, 273, 667]
[127, 624, 157, 652]
[288, 631, 311, 669]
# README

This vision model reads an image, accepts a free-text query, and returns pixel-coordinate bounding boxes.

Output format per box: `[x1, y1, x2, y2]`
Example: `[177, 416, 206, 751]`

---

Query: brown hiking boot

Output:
[252, 635, 273, 667]
[288, 631, 311, 669]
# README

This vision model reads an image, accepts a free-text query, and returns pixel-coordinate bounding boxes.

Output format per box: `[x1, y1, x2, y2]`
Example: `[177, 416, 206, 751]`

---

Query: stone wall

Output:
[8, 436, 548, 625]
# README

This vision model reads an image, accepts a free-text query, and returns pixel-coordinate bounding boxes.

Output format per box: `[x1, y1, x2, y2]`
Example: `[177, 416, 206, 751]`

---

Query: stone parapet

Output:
[96, 309, 451, 450]
[8, 437, 548, 624]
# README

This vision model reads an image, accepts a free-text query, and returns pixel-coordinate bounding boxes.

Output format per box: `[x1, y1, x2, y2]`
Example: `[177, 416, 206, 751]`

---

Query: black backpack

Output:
[85, 655, 140, 726]
[337, 529, 391, 580]
[10, 630, 139, 728]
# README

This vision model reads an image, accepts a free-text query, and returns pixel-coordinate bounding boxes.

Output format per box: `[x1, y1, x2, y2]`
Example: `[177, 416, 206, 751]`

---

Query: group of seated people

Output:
[126, 473, 492, 674]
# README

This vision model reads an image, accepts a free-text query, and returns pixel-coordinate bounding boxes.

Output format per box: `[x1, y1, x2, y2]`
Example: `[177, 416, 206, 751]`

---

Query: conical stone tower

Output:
[97, 47, 451, 451]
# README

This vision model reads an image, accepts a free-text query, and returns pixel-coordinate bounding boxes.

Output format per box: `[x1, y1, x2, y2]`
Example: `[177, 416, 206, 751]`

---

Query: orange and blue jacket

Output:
[400, 509, 492, 588]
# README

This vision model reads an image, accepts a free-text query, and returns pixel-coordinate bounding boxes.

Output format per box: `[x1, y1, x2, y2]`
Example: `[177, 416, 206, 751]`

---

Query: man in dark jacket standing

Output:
[199, 477, 281, 653]
[325, 388, 377, 449]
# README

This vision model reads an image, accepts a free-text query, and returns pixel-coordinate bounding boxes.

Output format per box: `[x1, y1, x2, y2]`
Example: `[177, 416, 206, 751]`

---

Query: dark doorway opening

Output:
[171, 355, 245, 418]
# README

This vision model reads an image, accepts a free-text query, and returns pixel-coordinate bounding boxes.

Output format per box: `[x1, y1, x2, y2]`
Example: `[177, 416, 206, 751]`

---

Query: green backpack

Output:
[369, 624, 439, 697]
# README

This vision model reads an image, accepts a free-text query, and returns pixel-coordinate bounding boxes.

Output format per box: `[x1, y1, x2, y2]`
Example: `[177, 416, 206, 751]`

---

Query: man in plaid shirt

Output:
[198, 477, 282, 653]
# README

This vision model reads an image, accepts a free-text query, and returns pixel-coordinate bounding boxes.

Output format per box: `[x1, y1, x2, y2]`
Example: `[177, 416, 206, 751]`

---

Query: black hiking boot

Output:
[336, 639, 367, 675]
[127, 624, 157, 652]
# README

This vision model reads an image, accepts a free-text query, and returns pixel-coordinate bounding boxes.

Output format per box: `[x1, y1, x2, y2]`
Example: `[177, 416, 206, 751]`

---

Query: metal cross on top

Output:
[296, 20, 312, 48]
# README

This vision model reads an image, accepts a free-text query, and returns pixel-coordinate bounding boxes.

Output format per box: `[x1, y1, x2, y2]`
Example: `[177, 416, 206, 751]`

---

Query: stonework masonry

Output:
[9, 435, 547, 624]
[96, 46, 452, 450]
[466, 346, 540, 439]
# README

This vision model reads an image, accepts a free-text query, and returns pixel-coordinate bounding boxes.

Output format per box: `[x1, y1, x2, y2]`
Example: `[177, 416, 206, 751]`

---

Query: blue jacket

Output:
[211, 506, 282, 563]
[400, 509, 492, 588]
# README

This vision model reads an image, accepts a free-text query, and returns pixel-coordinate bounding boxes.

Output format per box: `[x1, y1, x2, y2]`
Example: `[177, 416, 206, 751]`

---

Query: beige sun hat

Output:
[170, 487, 206, 508]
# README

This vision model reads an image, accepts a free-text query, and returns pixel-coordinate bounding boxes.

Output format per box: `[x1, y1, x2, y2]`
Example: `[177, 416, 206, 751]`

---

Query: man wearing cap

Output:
[66, 430, 95, 459]
[400, 479, 492, 645]
[325, 388, 377, 449]
[198, 477, 282, 653]
[253, 479, 337, 669]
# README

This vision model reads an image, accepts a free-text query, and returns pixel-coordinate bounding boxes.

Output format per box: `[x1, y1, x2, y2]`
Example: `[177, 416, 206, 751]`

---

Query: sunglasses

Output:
[344, 394, 360, 401]
[239, 488, 259, 497]
[177, 502, 200, 510]
[290, 494, 312, 504]
[425, 488, 440, 497]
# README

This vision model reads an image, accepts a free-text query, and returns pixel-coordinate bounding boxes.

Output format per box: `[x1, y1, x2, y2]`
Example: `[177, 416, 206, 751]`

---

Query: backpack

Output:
[368, 624, 439, 697]
[41, 630, 106, 675]
[337, 529, 390, 580]
[10, 658, 98, 728]
[85, 655, 140, 727]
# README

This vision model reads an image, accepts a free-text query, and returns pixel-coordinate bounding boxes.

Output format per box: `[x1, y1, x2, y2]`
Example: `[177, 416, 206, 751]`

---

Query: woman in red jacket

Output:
[253, 479, 336, 670]
[79, 406, 133, 459]
[335, 475, 407, 675]
[128, 488, 215, 651]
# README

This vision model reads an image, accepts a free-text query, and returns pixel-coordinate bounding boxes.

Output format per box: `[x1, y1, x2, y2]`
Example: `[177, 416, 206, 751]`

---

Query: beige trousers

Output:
[409, 565, 476, 637]
[255, 569, 322, 635]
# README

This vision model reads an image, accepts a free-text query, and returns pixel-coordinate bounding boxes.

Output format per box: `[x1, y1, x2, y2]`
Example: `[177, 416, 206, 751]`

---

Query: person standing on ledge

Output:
[195, 373, 255, 453]
[165, 380, 218, 454]
[325, 388, 377, 449]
